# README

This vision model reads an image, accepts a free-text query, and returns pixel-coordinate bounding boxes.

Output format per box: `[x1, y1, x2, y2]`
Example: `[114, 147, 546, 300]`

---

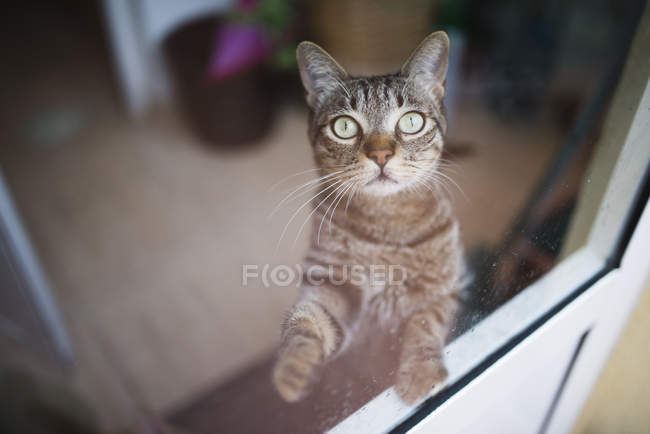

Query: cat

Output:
[271, 31, 464, 405]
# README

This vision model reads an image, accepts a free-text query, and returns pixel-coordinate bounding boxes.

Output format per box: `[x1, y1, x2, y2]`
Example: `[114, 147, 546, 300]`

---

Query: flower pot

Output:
[164, 17, 274, 147]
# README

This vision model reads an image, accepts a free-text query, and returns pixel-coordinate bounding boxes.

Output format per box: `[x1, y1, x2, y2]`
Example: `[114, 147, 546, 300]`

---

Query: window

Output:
[1, 1, 648, 433]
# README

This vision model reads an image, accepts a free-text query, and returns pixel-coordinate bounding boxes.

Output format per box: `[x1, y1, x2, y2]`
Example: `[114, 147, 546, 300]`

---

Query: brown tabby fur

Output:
[272, 32, 464, 404]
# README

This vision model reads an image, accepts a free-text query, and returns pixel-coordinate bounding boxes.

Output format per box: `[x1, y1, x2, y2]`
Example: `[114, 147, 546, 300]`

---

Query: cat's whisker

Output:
[408, 157, 458, 172]
[317, 179, 354, 243]
[268, 166, 346, 192]
[402, 161, 456, 177]
[409, 174, 433, 196]
[295, 179, 352, 247]
[410, 169, 445, 195]
[270, 176, 344, 218]
[435, 161, 459, 172]
[276, 179, 343, 251]
[268, 168, 324, 192]
[432, 170, 469, 202]
[412, 176, 435, 195]
[279, 169, 347, 195]
[430, 177, 453, 200]
[344, 182, 361, 215]
[327, 179, 357, 234]
[418, 172, 453, 199]
[438, 157, 461, 169]
[268, 170, 346, 218]
[435, 164, 460, 176]
[317, 181, 351, 243]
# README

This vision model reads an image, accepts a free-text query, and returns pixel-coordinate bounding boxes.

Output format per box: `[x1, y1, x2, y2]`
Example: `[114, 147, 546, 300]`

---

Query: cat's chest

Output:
[353, 248, 424, 323]
[355, 241, 457, 324]
[364, 282, 412, 326]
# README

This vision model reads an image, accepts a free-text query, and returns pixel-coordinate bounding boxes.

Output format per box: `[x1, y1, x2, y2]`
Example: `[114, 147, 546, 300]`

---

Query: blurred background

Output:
[0, 0, 647, 433]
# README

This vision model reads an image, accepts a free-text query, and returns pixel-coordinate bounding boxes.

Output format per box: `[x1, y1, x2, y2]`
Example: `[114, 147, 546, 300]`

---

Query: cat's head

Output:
[297, 32, 449, 197]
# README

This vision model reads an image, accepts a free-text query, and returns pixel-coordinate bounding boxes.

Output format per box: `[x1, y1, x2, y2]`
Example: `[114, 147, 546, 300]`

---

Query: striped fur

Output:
[273, 32, 463, 404]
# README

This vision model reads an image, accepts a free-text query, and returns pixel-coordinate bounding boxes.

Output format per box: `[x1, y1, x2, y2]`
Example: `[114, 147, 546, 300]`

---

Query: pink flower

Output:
[207, 23, 271, 80]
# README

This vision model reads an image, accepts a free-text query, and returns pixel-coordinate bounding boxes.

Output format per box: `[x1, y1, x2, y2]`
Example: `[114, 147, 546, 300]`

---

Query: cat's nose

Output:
[367, 149, 394, 168]
[364, 135, 396, 169]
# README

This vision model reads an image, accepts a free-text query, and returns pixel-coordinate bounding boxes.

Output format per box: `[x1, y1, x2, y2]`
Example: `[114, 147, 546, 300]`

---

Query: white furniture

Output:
[102, 0, 233, 117]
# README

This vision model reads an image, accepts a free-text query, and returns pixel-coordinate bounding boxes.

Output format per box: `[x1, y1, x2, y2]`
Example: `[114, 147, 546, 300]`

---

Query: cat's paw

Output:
[395, 356, 448, 404]
[272, 335, 323, 403]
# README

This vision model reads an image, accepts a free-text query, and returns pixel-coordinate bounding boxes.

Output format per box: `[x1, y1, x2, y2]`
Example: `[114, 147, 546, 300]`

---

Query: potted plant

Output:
[165, 0, 300, 146]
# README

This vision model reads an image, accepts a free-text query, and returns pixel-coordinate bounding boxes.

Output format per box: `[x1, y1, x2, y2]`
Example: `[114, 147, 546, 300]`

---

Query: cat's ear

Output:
[401, 31, 449, 100]
[296, 42, 348, 108]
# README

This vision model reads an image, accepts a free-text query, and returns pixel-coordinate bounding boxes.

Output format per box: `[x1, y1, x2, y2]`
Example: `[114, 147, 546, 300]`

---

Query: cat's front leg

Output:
[396, 299, 456, 404]
[272, 286, 354, 402]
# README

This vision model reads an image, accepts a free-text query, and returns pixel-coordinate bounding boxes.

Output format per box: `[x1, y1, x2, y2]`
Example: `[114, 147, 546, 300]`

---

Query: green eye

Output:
[398, 112, 425, 134]
[332, 116, 359, 139]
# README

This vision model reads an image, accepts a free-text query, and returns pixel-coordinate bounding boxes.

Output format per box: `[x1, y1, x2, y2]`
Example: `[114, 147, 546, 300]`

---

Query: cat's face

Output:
[297, 32, 450, 197]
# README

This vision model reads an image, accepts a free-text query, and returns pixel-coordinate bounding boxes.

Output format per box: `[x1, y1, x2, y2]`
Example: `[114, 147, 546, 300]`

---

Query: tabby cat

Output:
[272, 32, 464, 404]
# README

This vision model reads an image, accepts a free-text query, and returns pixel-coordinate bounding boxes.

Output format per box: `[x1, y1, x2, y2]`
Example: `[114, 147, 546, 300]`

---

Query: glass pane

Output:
[0, 1, 646, 433]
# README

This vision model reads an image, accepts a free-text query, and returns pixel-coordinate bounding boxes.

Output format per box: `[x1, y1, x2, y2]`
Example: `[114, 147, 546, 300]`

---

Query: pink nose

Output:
[367, 149, 394, 168]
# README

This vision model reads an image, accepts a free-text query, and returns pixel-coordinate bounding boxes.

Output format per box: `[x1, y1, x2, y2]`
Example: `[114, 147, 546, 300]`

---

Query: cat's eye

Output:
[332, 116, 359, 139]
[398, 112, 425, 134]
